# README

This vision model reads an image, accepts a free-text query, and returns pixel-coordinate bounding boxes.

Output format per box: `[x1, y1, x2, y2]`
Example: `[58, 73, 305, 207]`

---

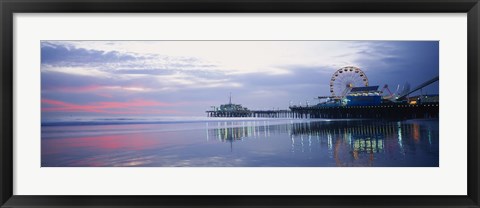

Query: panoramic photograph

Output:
[41, 41, 439, 167]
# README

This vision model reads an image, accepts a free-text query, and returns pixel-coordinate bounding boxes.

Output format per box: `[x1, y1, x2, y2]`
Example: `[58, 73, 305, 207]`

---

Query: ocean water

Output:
[41, 118, 439, 167]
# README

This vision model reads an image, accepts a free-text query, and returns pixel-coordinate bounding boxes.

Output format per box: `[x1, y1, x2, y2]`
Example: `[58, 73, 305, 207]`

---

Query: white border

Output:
[13, 13, 467, 195]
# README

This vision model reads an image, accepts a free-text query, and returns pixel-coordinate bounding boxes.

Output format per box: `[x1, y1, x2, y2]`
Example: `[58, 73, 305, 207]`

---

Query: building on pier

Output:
[407, 94, 439, 105]
[316, 86, 382, 107]
[344, 86, 382, 106]
[206, 94, 252, 117]
[206, 95, 295, 118]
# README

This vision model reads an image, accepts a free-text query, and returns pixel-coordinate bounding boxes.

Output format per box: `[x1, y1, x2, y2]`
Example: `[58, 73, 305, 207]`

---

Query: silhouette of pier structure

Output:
[207, 109, 293, 118]
[207, 103, 438, 119]
[288, 103, 438, 119]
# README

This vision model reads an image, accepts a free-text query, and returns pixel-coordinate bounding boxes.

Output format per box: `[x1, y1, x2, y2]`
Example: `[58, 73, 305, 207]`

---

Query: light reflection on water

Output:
[41, 119, 439, 167]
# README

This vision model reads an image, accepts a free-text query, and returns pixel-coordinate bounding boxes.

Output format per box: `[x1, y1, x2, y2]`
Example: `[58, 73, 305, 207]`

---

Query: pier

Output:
[206, 67, 439, 120]
[289, 103, 438, 119]
[206, 110, 292, 118]
[206, 103, 438, 119]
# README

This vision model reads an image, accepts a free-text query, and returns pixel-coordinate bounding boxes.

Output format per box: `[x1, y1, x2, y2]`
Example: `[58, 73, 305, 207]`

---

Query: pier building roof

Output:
[350, 86, 379, 92]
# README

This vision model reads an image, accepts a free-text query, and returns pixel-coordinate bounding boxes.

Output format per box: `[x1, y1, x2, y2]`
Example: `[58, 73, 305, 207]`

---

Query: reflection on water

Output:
[42, 119, 439, 167]
[203, 120, 438, 167]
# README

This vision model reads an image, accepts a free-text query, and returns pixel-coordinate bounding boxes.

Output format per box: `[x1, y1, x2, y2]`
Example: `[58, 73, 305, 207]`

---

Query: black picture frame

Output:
[1, 0, 479, 207]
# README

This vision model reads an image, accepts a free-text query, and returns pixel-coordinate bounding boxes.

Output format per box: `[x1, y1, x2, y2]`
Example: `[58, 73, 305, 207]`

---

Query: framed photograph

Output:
[1, 0, 479, 207]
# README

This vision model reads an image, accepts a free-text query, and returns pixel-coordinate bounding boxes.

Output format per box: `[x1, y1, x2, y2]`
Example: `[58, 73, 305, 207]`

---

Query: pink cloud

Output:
[51, 85, 103, 93]
[97, 100, 171, 108]
[42, 99, 182, 115]
[96, 93, 113, 98]
[46, 85, 153, 93]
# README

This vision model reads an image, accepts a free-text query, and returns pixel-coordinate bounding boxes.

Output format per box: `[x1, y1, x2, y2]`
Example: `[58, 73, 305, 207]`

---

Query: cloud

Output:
[41, 42, 139, 66]
[42, 66, 112, 78]
[47, 85, 156, 94]
[42, 69, 241, 97]
[350, 41, 439, 89]
[47, 41, 374, 75]
[42, 99, 181, 115]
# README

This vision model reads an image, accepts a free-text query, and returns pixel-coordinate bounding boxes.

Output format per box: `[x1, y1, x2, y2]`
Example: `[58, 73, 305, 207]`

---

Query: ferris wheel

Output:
[329, 66, 369, 97]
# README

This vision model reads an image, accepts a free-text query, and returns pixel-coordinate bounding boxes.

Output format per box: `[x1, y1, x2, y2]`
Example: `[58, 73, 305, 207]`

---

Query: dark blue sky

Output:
[41, 41, 439, 118]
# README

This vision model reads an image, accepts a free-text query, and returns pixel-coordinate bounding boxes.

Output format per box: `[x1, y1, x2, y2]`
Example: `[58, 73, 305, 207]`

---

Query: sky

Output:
[41, 41, 439, 119]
